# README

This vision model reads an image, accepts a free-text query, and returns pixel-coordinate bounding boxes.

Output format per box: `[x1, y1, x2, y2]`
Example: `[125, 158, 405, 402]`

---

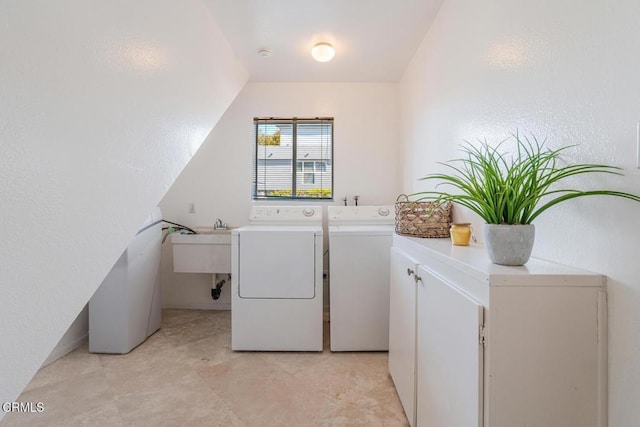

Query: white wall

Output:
[159, 82, 400, 309]
[400, 0, 640, 425]
[42, 305, 89, 367]
[0, 0, 247, 411]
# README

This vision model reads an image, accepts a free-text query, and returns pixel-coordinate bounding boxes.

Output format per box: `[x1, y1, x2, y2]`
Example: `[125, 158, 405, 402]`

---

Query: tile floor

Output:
[1, 310, 409, 427]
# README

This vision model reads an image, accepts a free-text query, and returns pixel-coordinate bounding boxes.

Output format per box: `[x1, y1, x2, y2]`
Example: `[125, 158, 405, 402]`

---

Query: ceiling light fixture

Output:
[311, 42, 335, 62]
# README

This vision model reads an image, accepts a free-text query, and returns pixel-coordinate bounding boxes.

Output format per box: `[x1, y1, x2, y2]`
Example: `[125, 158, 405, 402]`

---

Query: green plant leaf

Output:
[412, 133, 640, 224]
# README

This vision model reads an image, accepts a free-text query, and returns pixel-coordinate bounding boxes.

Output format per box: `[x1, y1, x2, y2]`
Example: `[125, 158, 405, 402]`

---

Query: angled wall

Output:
[0, 0, 247, 411]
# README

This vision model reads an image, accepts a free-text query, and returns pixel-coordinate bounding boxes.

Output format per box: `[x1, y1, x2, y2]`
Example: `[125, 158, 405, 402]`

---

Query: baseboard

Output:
[42, 333, 88, 367]
[162, 302, 231, 310]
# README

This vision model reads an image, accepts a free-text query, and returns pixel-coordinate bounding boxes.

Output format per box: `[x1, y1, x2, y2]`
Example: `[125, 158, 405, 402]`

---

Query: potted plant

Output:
[414, 133, 640, 265]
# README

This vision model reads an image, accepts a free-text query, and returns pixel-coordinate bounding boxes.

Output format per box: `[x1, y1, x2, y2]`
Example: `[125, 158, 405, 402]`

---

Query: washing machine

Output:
[231, 206, 323, 351]
[328, 205, 395, 351]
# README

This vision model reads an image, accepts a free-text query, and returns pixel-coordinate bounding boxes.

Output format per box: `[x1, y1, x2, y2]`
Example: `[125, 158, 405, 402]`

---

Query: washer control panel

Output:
[327, 205, 395, 225]
[249, 206, 322, 224]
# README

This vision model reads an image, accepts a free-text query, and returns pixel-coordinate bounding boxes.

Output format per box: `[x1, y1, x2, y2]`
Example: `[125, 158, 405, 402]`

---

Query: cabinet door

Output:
[416, 267, 484, 427]
[488, 286, 603, 427]
[389, 247, 418, 427]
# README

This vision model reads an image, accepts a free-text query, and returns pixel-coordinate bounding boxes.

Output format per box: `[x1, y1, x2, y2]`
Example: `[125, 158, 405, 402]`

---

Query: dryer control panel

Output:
[249, 206, 323, 224]
[328, 205, 395, 225]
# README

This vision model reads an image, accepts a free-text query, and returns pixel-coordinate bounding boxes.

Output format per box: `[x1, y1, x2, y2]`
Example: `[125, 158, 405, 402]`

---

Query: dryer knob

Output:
[378, 208, 390, 216]
[303, 208, 315, 217]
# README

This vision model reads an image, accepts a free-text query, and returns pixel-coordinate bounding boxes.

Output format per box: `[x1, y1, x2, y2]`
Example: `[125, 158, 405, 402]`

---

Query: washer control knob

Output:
[378, 208, 390, 216]
[303, 208, 315, 217]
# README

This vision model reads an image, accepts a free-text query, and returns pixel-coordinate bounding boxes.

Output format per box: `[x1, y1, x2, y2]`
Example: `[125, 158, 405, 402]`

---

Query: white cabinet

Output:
[389, 234, 607, 427]
[416, 266, 483, 427]
[388, 247, 418, 426]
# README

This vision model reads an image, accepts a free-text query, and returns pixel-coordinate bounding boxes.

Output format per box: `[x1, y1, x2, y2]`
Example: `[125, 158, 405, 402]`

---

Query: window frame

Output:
[253, 117, 334, 201]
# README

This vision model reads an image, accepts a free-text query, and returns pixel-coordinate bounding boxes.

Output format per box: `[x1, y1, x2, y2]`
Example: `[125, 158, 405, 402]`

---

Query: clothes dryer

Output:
[231, 206, 323, 351]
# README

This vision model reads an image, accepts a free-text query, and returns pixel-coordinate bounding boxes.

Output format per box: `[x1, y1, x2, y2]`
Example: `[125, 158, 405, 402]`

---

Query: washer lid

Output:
[328, 225, 395, 236]
[327, 205, 394, 225]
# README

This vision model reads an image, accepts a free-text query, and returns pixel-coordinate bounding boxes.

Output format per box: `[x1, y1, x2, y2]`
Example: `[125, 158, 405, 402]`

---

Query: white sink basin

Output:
[172, 231, 232, 245]
[171, 231, 232, 273]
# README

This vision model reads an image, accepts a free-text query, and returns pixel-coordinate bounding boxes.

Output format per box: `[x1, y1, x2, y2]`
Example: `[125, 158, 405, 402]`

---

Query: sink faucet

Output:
[214, 218, 225, 230]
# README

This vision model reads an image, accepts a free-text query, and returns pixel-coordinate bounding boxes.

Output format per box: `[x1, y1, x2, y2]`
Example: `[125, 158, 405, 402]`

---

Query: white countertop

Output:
[393, 233, 604, 287]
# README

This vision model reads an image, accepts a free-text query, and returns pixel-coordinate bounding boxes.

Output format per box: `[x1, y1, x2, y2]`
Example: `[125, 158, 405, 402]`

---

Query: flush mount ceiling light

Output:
[257, 48, 273, 58]
[311, 42, 335, 62]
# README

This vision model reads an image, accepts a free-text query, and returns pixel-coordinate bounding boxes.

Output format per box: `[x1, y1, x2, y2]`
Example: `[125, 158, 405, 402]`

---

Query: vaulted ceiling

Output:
[204, 0, 443, 82]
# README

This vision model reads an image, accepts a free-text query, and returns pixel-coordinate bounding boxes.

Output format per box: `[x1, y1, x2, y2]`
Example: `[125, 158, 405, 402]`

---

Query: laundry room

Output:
[158, 82, 401, 311]
[3, 0, 640, 426]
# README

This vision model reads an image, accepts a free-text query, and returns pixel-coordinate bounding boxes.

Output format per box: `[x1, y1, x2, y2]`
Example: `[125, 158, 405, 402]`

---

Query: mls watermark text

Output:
[2, 402, 45, 413]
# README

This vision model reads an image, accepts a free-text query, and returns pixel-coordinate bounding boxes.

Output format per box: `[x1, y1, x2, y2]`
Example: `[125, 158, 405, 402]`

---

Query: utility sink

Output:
[201, 229, 233, 235]
[172, 231, 232, 245]
[171, 229, 233, 273]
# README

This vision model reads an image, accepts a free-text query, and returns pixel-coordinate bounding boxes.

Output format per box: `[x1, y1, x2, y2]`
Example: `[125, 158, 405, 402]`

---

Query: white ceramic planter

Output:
[483, 224, 535, 266]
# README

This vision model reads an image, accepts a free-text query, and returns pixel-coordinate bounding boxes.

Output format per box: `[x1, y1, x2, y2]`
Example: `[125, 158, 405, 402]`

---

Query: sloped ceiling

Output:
[0, 0, 247, 410]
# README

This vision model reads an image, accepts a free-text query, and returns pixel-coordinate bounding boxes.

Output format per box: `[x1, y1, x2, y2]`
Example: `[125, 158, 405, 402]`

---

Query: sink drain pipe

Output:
[211, 274, 229, 300]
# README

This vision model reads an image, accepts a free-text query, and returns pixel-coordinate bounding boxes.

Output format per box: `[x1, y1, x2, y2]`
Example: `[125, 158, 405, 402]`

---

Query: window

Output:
[254, 117, 333, 199]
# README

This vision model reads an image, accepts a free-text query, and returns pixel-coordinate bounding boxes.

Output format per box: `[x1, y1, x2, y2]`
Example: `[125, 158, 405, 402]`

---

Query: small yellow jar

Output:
[450, 223, 472, 246]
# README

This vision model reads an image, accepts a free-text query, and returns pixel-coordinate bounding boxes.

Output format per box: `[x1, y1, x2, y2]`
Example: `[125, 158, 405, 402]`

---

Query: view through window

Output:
[253, 118, 333, 199]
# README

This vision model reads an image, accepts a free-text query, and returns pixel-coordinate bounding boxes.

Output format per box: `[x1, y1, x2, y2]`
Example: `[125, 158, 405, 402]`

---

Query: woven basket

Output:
[395, 195, 452, 238]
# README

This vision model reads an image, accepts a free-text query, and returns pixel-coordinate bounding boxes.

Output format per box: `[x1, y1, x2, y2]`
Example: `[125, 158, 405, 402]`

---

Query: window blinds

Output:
[254, 118, 333, 199]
